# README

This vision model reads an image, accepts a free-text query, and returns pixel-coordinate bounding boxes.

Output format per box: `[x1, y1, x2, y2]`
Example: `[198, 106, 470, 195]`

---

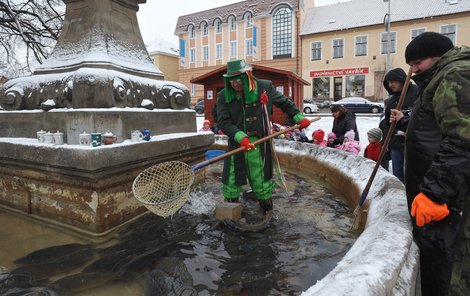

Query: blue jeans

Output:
[391, 147, 405, 183]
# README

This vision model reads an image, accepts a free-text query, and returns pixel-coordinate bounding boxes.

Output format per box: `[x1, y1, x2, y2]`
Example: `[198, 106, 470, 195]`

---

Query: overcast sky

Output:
[136, 0, 343, 46]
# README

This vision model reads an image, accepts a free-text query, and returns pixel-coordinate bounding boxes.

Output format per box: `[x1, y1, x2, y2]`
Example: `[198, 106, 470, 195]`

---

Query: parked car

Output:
[317, 99, 332, 109]
[303, 101, 319, 114]
[331, 97, 384, 114]
[194, 100, 204, 114]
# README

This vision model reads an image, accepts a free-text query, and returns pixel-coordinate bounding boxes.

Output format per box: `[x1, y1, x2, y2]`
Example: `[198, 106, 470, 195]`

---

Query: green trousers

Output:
[223, 141, 274, 201]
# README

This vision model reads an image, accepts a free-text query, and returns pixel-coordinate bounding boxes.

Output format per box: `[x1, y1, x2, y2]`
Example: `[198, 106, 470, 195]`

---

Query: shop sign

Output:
[310, 67, 369, 77]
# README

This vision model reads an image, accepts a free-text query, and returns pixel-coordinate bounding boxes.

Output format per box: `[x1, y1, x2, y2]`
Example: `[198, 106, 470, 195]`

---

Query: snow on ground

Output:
[196, 113, 382, 155]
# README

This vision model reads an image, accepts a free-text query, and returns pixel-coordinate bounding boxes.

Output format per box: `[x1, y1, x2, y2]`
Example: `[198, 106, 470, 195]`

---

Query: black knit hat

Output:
[405, 32, 454, 63]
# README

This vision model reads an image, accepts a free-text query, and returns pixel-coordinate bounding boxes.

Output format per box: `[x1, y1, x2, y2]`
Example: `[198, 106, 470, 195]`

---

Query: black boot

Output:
[259, 199, 273, 213]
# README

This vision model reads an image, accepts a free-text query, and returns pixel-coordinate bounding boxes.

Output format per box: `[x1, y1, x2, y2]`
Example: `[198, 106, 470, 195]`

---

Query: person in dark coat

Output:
[392, 32, 470, 296]
[330, 104, 359, 145]
[217, 59, 310, 213]
[378, 101, 391, 171]
[211, 102, 219, 134]
[382, 68, 419, 182]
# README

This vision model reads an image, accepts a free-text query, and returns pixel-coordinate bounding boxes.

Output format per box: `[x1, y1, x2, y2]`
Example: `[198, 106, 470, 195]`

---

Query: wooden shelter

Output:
[190, 64, 310, 128]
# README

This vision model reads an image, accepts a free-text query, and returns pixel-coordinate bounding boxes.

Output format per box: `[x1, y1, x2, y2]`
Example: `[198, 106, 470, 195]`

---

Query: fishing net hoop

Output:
[132, 161, 195, 217]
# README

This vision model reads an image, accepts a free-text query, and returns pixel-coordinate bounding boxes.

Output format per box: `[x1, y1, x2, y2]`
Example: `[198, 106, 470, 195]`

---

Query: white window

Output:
[381, 31, 396, 54]
[272, 6, 292, 59]
[411, 28, 425, 40]
[191, 84, 196, 97]
[332, 39, 344, 58]
[201, 22, 208, 36]
[244, 12, 253, 28]
[189, 48, 195, 63]
[215, 19, 222, 34]
[355, 36, 367, 56]
[245, 39, 253, 56]
[311, 41, 321, 60]
[216, 44, 223, 60]
[189, 25, 195, 39]
[441, 24, 456, 44]
[228, 15, 237, 31]
[230, 41, 237, 58]
[202, 46, 209, 61]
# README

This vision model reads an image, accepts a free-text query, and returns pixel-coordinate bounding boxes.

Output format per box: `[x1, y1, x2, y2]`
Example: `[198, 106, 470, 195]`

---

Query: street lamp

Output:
[383, 0, 391, 72]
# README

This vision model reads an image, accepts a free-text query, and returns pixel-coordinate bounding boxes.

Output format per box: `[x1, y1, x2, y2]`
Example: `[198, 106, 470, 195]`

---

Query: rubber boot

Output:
[259, 199, 273, 213]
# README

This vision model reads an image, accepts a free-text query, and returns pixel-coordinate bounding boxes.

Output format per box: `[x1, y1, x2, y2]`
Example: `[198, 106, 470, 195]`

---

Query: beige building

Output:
[301, 0, 470, 101]
[174, 0, 311, 105]
[174, 0, 470, 104]
[146, 38, 180, 82]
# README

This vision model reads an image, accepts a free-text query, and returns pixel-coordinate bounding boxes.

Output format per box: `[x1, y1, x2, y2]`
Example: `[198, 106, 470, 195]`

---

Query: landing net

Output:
[132, 161, 194, 217]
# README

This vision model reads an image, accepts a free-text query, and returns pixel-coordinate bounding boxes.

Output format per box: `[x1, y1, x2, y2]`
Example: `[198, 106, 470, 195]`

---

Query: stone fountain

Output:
[0, 1, 420, 293]
[0, 0, 213, 233]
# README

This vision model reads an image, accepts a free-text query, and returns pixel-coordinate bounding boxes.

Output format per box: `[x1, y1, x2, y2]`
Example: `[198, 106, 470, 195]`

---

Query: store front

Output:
[310, 67, 369, 101]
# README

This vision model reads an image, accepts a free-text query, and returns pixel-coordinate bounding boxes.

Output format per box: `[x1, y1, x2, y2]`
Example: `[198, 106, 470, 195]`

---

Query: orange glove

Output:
[298, 118, 311, 129]
[260, 91, 268, 104]
[411, 192, 450, 227]
[240, 137, 255, 151]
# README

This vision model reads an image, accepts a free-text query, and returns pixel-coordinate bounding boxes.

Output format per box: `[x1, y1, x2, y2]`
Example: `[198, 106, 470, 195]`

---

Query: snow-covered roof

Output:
[146, 38, 179, 56]
[302, 0, 470, 35]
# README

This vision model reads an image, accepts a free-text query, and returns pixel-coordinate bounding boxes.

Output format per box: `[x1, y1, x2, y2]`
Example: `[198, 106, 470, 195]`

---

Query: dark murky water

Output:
[0, 163, 356, 295]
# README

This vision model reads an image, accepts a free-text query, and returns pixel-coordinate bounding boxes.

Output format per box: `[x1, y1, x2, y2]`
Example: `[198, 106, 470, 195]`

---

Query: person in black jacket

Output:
[330, 104, 359, 145]
[382, 68, 419, 182]
[392, 32, 470, 296]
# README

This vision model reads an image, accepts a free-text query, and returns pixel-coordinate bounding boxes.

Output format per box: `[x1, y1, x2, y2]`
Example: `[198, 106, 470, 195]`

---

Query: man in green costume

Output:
[216, 59, 311, 212]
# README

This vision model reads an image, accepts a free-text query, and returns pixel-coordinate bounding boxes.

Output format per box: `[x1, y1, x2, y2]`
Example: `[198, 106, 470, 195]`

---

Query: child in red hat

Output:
[312, 129, 327, 146]
[199, 119, 212, 132]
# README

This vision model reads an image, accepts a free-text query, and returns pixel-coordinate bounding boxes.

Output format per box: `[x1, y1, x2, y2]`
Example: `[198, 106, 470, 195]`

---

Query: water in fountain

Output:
[0, 162, 356, 295]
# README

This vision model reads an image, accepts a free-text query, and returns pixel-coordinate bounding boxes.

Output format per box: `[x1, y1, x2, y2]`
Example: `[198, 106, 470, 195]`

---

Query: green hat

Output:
[223, 59, 252, 78]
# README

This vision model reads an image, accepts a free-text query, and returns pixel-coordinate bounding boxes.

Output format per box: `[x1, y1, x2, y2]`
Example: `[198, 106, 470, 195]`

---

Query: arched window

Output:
[244, 12, 253, 28]
[272, 6, 292, 59]
[201, 21, 208, 36]
[214, 18, 222, 34]
[189, 25, 195, 39]
[228, 15, 237, 31]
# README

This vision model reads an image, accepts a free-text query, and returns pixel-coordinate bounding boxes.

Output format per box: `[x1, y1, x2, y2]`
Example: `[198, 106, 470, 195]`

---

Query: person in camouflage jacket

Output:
[400, 32, 470, 295]
[217, 60, 310, 213]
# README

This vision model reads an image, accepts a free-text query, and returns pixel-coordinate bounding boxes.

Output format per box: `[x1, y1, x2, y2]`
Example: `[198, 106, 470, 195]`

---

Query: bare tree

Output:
[0, 0, 64, 77]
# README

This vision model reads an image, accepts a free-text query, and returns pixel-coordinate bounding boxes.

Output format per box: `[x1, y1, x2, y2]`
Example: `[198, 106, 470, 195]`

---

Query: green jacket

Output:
[217, 79, 303, 185]
[405, 46, 470, 243]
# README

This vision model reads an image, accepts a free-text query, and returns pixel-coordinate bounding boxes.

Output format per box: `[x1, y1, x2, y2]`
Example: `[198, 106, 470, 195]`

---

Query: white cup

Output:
[43, 131, 54, 144]
[79, 131, 91, 146]
[53, 131, 64, 145]
[131, 130, 143, 142]
[37, 130, 46, 142]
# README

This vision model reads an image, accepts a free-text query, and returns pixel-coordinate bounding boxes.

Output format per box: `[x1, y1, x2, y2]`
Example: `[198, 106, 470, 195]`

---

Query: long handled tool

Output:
[351, 67, 413, 230]
[132, 117, 321, 217]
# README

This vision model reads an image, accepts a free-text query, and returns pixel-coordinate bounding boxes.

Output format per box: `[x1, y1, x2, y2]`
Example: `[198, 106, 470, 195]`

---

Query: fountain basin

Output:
[0, 130, 214, 233]
[215, 136, 419, 296]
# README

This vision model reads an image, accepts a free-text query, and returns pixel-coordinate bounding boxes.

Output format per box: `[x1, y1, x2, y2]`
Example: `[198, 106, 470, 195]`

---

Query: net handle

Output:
[192, 116, 321, 171]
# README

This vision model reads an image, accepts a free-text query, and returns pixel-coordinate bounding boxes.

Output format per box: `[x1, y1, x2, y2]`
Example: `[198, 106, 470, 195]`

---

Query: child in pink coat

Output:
[199, 119, 212, 132]
[327, 132, 339, 148]
[338, 129, 361, 155]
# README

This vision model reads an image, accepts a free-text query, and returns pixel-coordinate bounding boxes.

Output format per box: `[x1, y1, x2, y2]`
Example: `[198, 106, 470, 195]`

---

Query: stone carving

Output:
[0, 74, 189, 111]
[0, 0, 189, 111]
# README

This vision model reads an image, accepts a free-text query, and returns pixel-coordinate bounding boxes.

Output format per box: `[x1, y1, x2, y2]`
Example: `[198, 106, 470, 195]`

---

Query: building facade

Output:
[301, 0, 470, 101]
[174, 0, 313, 105]
[174, 0, 470, 104]
[146, 38, 180, 82]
